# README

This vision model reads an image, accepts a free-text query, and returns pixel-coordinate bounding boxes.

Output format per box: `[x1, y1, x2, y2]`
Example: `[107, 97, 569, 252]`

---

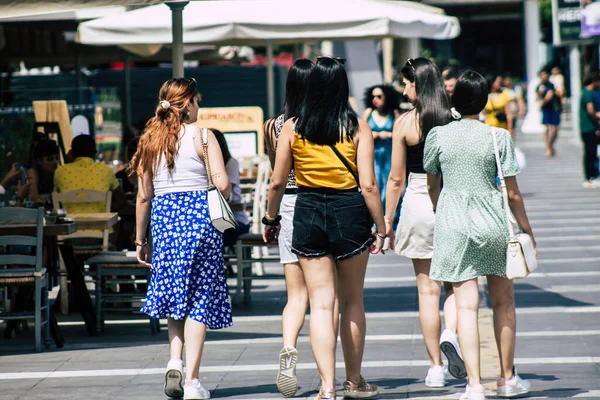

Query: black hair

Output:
[296, 57, 358, 145]
[362, 84, 399, 116]
[210, 128, 232, 165]
[33, 139, 59, 160]
[451, 69, 489, 116]
[583, 72, 600, 86]
[486, 74, 502, 94]
[443, 65, 459, 81]
[401, 57, 452, 140]
[265, 59, 314, 149]
[71, 134, 97, 159]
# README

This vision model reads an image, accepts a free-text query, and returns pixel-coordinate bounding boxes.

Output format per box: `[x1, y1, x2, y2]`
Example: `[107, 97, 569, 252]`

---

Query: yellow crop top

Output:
[291, 133, 358, 190]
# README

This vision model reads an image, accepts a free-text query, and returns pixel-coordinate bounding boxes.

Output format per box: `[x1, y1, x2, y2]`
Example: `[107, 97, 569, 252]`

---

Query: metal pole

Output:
[382, 38, 394, 84]
[521, 0, 544, 135]
[569, 46, 581, 138]
[124, 54, 132, 127]
[266, 40, 275, 118]
[167, 1, 189, 78]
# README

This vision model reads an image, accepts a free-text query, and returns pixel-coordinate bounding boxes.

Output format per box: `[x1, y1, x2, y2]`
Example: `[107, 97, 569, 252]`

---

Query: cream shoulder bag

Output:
[491, 127, 538, 279]
[201, 128, 237, 233]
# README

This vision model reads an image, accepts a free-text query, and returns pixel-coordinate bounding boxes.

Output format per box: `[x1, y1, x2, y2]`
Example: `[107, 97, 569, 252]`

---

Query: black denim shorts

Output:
[291, 187, 375, 261]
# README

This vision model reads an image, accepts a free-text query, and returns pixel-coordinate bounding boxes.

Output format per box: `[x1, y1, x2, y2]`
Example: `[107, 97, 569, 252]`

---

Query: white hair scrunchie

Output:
[160, 100, 171, 110]
[450, 107, 462, 120]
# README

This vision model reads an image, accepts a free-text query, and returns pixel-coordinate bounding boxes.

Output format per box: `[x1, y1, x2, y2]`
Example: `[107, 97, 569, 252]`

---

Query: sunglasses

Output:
[187, 77, 197, 88]
[371, 94, 383, 100]
[316, 56, 346, 65]
[406, 58, 416, 73]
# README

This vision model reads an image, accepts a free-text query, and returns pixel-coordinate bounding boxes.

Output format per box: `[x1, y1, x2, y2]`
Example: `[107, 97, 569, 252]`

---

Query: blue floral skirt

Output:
[141, 190, 232, 330]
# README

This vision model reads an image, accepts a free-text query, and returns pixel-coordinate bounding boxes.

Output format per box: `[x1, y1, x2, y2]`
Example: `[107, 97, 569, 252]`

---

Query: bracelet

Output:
[262, 214, 282, 226]
[376, 232, 386, 240]
[134, 238, 147, 246]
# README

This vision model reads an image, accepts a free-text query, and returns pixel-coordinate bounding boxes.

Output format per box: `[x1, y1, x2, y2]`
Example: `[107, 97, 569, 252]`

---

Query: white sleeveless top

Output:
[153, 125, 209, 196]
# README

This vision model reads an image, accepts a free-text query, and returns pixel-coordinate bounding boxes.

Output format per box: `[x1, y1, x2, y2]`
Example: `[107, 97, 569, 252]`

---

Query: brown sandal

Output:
[316, 388, 336, 399]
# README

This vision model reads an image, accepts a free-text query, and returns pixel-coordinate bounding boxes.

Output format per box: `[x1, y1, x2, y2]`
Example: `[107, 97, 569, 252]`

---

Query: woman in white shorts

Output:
[265, 58, 334, 398]
[384, 58, 466, 387]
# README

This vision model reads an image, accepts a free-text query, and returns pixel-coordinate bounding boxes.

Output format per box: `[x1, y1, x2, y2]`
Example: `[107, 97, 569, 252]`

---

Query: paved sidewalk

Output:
[1, 137, 599, 399]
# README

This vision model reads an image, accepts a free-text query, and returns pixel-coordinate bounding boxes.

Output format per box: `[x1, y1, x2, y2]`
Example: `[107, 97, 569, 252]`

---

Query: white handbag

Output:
[491, 127, 538, 279]
[201, 128, 237, 233]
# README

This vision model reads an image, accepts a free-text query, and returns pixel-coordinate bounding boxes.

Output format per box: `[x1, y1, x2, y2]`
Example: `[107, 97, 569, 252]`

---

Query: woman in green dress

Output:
[424, 70, 537, 400]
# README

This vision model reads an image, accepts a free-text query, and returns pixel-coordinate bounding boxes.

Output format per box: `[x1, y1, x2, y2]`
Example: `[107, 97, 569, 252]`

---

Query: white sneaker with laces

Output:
[183, 380, 210, 400]
[459, 385, 486, 400]
[440, 328, 467, 379]
[164, 359, 184, 398]
[425, 365, 446, 388]
[497, 368, 531, 398]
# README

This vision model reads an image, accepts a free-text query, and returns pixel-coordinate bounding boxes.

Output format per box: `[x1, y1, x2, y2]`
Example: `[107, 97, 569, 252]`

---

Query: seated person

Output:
[212, 129, 251, 247]
[27, 139, 60, 206]
[0, 163, 30, 207]
[115, 137, 140, 250]
[54, 134, 126, 215]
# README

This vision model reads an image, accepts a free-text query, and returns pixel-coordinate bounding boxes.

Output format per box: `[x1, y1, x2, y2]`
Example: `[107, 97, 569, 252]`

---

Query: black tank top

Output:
[406, 141, 425, 174]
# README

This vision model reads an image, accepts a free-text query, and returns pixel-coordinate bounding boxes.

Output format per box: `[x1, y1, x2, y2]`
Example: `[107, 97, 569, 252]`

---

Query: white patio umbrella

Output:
[0, 0, 163, 19]
[77, 0, 461, 116]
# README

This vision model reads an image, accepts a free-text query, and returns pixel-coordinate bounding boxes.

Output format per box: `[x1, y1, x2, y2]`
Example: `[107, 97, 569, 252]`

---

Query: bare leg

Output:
[544, 125, 552, 157]
[549, 125, 559, 155]
[336, 250, 370, 383]
[299, 255, 337, 393]
[443, 282, 457, 333]
[452, 279, 483, 389]
[168, 318, 185, 361]
[282, 262, 308, 348]
[413, 259, 443, 367]
[184, 318, 207, 382]
[487, 275, 516, 379]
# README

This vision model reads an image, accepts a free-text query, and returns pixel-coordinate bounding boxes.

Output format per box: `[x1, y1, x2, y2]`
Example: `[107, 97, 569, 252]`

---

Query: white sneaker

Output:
[164, 359, 184, 398]
[459, 385, 486, 400]
[425, 365, 446, 388]
[276, 346, 299, 397]
[184, 380, 210, 400]
[440, 328, 467, 379]
[497, 368, 531, 398]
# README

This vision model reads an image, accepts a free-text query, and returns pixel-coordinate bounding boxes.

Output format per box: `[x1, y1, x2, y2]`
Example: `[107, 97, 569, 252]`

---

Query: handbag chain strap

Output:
[491, 127, 516, 240]
[201, 127, 215, 189]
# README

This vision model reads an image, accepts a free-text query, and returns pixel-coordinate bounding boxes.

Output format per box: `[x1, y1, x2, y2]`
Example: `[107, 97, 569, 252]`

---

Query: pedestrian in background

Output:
[385, 57, 465, 388]
[537, 69, 561, 157]
[263, 56, 385, 400]
[131, 77, 232, 400]
[362, 84, 401, 209]
[579, 72, 600, 188]
[424, 69, 535, 400]
[483, 75, 514, 136]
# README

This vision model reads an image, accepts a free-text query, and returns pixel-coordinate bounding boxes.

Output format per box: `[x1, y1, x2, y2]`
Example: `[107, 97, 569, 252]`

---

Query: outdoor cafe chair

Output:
[0, 207, 50, 352]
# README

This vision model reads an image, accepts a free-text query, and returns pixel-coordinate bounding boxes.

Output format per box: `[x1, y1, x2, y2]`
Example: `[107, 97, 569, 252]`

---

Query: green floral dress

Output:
[423, 119, 520, 282]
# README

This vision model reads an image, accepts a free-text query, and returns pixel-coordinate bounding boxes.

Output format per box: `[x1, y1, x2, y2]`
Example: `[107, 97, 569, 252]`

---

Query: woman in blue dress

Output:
[130, 78, 232, 400]
[362, 85, 401, 208]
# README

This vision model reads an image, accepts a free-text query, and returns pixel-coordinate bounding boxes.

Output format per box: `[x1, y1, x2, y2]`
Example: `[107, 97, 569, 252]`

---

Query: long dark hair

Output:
[264, 59, 314, 149]
[295, 57, 358, 145]
[362, 84, 399, 116]
[401, 58, 452, 140]
[210, 128, 232, 165]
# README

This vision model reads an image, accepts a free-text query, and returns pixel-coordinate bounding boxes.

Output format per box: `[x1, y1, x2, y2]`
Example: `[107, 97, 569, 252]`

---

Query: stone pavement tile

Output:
[516, 313, 600, 331]
[515, 336, 600, 358]
[515, 291, 596, 308]
[510, 363, 600, 398]
[0, 361, 64, 373]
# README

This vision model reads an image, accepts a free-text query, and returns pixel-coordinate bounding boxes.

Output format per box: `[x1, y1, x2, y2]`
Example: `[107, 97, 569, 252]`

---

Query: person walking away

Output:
[579, 73, 600, 188]
[385, 57, 465, 387]
[263, 56, 386, 400]
[362, 84, 400, 209]
[130, 78, 232, 400]
[424, 69, 536, 400]
[537, 69, 561, 157]
[483, 75, 514, 136]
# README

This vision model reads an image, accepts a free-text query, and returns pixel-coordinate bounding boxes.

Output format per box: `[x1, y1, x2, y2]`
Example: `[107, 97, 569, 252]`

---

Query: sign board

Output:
[194, 106, 264, 159]
[552, 0, 600, 45]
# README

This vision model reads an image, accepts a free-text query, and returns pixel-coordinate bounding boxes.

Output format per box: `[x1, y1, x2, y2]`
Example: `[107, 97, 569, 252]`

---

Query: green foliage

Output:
[540, 0, 552, 23]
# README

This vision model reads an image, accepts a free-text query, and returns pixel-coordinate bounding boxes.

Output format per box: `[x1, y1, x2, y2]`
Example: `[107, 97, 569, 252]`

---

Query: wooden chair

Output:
[85, 251, 159, 335]
[0, 207, 50, 352]
[52, 190, 112, 314]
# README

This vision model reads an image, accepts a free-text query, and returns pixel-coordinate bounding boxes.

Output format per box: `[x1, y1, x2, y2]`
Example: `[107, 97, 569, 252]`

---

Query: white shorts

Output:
[395, 173, 435, 259]
[278, 193, 298, 264]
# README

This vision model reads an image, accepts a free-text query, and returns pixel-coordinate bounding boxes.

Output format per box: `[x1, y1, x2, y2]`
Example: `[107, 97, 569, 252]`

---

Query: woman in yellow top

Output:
[263, 56, 387, 400]
[483, 75, 514, 135]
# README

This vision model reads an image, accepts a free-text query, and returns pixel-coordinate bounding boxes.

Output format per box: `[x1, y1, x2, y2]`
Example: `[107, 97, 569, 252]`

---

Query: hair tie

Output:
[450, 107, 461, 120]
[160, 100, 171, 110]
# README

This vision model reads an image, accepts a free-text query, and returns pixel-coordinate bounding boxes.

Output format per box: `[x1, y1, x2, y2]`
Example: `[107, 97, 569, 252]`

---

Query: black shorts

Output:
[291, 187, 374, 261]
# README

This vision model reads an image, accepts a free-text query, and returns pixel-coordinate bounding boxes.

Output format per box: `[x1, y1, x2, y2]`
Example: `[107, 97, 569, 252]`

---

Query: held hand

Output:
[17, 181, 31, 201]
[136, 244, 152, 267]
[263, 225, 281, 244]
[2, 163, 22, 185]
[384, 219, 395, 251]
[370, 234, 384, 255]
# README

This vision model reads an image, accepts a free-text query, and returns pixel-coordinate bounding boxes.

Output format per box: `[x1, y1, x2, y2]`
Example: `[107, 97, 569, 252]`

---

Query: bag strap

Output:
[201, 128, 214, 188]
[491, 127, 515, 240]
[329, 144, 360, 187]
